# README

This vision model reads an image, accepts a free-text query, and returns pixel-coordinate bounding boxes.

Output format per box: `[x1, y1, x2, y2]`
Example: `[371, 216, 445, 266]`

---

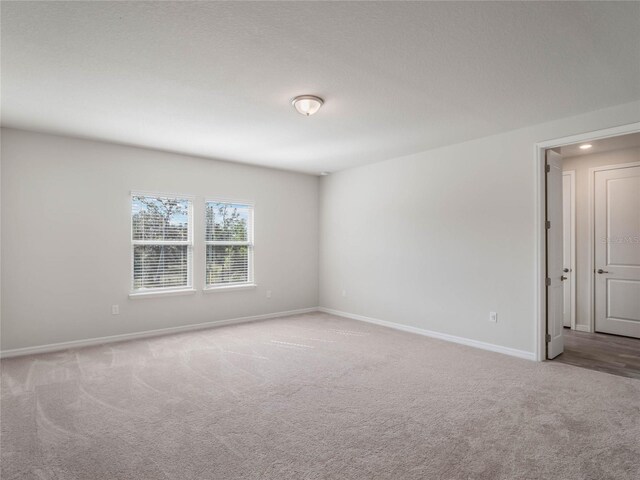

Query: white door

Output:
[562, 172, 575, 328]
[546, 150, 564, 358]
[594, 164, 640, 338]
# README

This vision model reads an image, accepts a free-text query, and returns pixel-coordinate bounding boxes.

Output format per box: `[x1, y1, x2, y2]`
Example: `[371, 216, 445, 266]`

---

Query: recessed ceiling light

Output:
[292, 95, 324, 116]
[320, 171, 330, 176]
[579, 144, 593, 150]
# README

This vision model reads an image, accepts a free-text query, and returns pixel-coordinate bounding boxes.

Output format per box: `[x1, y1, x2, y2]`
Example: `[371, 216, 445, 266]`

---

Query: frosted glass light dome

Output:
[292, 95, 324, 116]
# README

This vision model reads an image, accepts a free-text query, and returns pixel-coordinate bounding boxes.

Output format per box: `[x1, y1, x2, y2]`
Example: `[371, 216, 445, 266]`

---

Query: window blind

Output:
[205, 202, 253, 286]
[131, 194, 193, 292]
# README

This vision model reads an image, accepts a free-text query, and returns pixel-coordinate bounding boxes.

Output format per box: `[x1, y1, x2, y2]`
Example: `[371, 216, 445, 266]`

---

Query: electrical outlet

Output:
[111, 305, 120, 315]
[266, 290, 272, 299]
[489, 312, 497, 323]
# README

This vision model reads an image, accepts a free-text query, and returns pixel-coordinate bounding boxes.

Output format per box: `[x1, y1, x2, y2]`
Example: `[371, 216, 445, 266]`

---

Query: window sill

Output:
[203, 283, 257, 293]
[129, 288, 197, 299]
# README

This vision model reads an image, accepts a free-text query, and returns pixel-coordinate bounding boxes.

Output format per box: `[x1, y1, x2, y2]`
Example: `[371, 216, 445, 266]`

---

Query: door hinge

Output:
[545, 220, 551, 229]
[546, 277, 551, 286]
[546, 164, 550, 173]
[546, 334, 551, 342]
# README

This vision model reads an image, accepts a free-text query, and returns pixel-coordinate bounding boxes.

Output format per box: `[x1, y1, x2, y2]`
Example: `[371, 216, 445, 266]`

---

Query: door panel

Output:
[594, 165, 640, 338]
[546, 150, 564, 358]
[608, 280, 640, 320]
[607, 178, 640, 266]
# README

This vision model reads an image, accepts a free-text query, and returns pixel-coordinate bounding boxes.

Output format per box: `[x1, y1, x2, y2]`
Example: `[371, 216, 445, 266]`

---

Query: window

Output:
[131, 194, 193, 293]
[205, 201, 254, 288]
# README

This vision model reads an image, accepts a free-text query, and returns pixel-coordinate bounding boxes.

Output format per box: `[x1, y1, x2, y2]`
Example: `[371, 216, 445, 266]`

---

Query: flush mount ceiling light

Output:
[579, 144, 593, 150]
[292, 95, 324, 116]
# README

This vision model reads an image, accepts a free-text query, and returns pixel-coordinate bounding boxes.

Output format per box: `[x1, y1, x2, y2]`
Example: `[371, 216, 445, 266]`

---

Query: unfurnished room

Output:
[1, 2, 639, 479]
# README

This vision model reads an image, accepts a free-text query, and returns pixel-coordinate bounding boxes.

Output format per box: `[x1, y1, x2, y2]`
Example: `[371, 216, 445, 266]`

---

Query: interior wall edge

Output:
[0, 307, 320, 359]
[318, 307, 537, 361]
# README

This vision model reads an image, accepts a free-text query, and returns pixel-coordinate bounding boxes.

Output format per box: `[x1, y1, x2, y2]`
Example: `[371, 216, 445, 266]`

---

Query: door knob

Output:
[561, 276, 568, 281]
[597, 269, 609, 274]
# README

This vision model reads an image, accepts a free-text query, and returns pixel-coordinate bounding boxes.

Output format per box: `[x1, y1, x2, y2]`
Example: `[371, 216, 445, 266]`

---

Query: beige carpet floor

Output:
[2, 312, 639, 480]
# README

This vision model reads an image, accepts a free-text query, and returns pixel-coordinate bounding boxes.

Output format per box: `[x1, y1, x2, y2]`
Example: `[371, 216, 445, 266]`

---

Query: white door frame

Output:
[563, 170, 576, 330]
[533, 121, 640, 362]
[589, 161, 640, 333]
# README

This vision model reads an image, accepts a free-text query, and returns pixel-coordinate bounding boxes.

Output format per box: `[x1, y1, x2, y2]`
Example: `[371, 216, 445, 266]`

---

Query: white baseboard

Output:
[318, 307, 536, 361]
[575, 324, 592, 333]
[1, 306, 537, 361]
[0, 307, 319, 359]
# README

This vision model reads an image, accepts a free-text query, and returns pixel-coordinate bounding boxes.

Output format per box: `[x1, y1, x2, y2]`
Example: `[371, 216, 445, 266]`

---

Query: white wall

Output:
[2, 102, 639, 356]
[1, 128, 319, 351]
[562, 146, 640, 330]
[319, 101, 640, 355]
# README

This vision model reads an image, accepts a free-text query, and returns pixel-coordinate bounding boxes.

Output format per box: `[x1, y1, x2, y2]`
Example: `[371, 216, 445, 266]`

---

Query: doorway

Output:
[536, 125, 640, 376]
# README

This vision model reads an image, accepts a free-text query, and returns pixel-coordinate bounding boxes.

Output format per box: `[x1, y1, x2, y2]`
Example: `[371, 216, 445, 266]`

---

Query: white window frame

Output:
[204, 200, 255, 291]
[130, 191, 195, 297]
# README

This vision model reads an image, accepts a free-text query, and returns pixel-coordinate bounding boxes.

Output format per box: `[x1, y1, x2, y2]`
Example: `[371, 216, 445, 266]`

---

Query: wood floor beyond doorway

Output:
[553, 328, 640, 379]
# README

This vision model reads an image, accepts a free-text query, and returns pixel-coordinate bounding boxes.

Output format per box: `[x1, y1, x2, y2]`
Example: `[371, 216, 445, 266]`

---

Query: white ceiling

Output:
[2, 1, 639, 174]
[560, 132, 640, 157]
